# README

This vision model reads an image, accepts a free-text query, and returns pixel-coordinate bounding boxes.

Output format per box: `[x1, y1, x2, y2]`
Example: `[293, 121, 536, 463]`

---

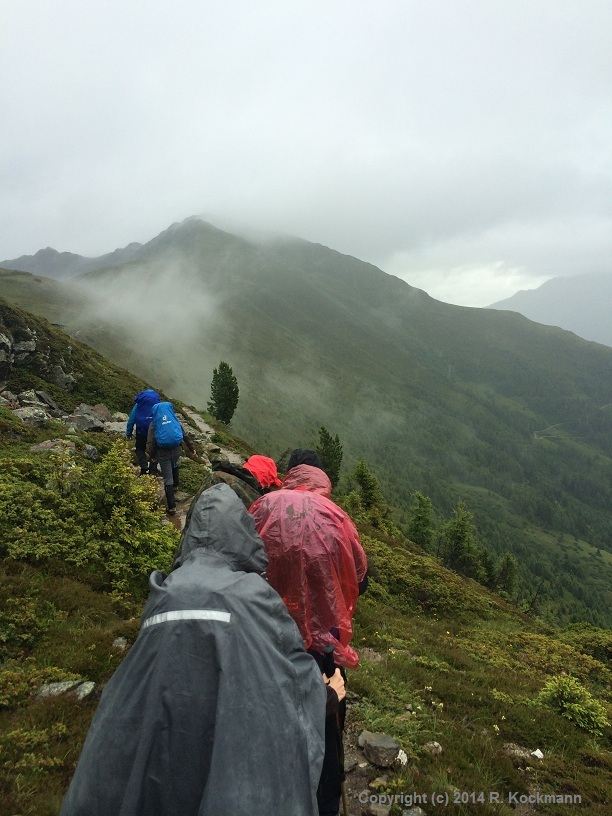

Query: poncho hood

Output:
[282, 464, 332, 498]
[243, 454, 282, 488]
[176, 482, 268, 573]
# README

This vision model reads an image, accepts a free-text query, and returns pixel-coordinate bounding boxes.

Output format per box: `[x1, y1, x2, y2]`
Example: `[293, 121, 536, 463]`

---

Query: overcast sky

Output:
[2, 1, 611, 306]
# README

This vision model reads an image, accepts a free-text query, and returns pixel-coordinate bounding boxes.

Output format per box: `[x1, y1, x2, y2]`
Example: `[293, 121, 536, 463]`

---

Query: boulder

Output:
[51, 364, 77, 391]
[36, 680, 81, 699]
[83, 444, 99, 461]
[358, 731, 402, 768]
[13, 407, 49, 426]
[30, 439, 76, 454]
[18, 389, 47, 408]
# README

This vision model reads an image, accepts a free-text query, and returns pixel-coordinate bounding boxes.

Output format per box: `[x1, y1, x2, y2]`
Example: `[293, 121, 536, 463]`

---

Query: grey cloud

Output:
[2, 1, 612, 305]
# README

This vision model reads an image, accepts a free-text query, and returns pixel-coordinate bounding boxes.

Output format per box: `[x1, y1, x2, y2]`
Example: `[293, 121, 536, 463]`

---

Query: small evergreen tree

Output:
[437, 500, 484, 580]
[406, 491, 434, 551]
[495, 551, 519, 598]
[352, 459, 383, 509]
[479, 547, 498, 589]
[207, 361, 239, 424]
[316, 426, 343, 488]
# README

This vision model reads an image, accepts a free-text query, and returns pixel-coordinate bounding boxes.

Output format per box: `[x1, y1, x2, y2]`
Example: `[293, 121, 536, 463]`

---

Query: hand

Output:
[325, 668, 345, 702]
[126, 435, 132, 440]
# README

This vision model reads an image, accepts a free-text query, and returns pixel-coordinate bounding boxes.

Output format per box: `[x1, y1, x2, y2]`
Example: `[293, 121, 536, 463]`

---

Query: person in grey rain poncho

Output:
[60, 483, 326, 816]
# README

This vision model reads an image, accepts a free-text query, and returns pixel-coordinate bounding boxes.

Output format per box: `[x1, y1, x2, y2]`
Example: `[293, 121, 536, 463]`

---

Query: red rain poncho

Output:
[243, 455, 282, 488]
[250, 465, 368, 668]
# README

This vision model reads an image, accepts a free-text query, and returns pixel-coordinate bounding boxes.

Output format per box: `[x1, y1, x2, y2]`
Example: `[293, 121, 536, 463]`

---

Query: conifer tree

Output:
[351, 459, 383, 509]
[207, 361, 239, 425]
[316, 426, 343, 488]
[495, 551, 519, 598]
[437, 500, 483, 580]
[406, 491, 434, 551]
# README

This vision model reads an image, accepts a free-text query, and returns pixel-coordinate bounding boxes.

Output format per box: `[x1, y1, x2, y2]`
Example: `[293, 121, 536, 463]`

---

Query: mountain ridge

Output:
[489, 271, 612, 348]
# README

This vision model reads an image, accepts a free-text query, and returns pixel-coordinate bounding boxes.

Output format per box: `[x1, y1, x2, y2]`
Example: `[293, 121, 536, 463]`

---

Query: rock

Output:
[83, 444, 99, 461]
[51, 364, 77, 391]
[359, 731, 402, 768]
[423, 741, 443, 756]
[105, 420, 129, 434]
[112, 637, 128, 652]
[13, 407, 49, 426]
[502, 743, 532, 765]
[35, 390, 59, 410]
[17, 389, 46, 407]
[72, 681, 96, 700]
[91, 403, 113, 421]
[363, 805, 391, 816]
[402, 808, 427, 816]
[13, 338, 37, 356]
[0, 395, 10, 407]
[36, 680, 81, 698]
[531, 748, 544, 760]
[30, 438, 76, 453]
[63, 408, 106, 432]
[112, 411, 129, 422]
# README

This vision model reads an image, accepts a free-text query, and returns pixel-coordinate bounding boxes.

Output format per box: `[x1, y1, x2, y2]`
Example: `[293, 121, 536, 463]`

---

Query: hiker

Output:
[193, 454, 282, 510]
[125, 387, 161, 475]
[146, 401, 196, 515]
[60, 484, 326, 816]
[286, 447, 325, 472]
[250, 463, 368, 816]
[242, 453, 282, 492]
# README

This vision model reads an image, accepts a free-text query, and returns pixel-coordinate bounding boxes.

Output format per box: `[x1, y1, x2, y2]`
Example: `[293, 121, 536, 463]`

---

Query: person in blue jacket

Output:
[125, 388, 161, 475]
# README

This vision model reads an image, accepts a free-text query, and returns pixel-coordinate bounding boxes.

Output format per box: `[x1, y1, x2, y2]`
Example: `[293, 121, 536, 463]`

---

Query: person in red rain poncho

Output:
[250, 458, 368, 816]
[242, 454, 282, 491]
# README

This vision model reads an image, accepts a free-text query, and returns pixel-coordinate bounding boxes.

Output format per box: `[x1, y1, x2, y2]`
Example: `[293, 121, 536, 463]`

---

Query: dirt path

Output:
[180, 406, 245, 465]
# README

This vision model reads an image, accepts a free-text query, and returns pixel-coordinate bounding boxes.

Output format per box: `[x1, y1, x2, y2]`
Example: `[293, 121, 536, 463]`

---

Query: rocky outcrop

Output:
[0, 314, 79, 392]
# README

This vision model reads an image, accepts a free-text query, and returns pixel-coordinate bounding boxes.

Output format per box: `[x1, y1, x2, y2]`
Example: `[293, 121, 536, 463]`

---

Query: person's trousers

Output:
[159, 449, 181, 509]
[317, 698, 346, 816]
[135, 433, 158, 474]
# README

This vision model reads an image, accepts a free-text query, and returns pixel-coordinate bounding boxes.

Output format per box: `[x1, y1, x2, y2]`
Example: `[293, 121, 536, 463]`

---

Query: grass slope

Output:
[0, 302, 610, 814]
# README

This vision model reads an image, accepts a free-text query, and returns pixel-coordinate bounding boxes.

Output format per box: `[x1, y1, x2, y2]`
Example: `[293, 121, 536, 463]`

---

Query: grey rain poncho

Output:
[60, 483, 326, 816]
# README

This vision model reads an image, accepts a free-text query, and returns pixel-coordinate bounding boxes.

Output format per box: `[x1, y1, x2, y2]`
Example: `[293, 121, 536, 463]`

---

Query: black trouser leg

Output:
[172, 465, 179, 488]
[164, 484, 176, 511]
[317, 698, 346, 816]
[135, 433, 149, 473]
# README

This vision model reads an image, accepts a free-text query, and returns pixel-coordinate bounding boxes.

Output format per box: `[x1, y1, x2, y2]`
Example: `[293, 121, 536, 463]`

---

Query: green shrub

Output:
[1, 441, 178, 597]
[0, 592, 57, 655]
[536, 675, 610, 736]
[0, 660, 80, 709]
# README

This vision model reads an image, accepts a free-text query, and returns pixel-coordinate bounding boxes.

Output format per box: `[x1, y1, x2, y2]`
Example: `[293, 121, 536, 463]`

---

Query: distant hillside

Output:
[0, 242, 143, 280]
[1, 217, 611, 630]
[489, 271, 612, 348]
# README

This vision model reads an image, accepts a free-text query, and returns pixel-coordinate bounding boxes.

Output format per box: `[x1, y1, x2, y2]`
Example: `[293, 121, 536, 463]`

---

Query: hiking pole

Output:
[323, 645, 349, 816]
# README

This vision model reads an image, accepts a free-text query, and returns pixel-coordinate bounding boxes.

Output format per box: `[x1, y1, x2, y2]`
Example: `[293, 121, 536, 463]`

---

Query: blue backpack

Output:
[151, 402, 184, 448]
[134, 389, 161, 435]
